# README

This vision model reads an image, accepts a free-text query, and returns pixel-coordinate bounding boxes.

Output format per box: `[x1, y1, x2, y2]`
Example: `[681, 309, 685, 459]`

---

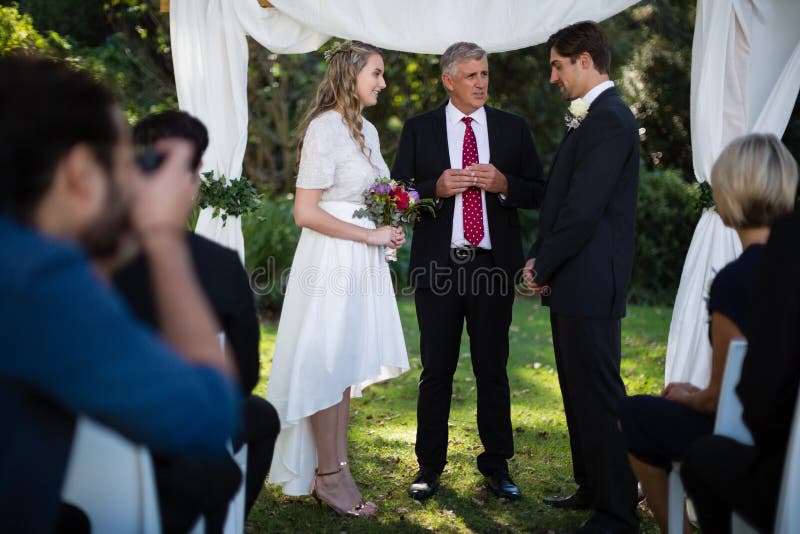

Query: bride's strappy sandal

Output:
[310, 467, 377, 517]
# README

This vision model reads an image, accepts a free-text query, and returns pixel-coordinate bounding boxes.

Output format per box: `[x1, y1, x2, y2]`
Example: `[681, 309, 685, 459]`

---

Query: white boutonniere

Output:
[564, 98, 589, 129]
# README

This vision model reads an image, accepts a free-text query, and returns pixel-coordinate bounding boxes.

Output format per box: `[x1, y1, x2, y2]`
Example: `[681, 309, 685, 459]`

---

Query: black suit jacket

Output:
[737, 210, 800, 456]
[529, 87, 639, 319]
[391, 103, 545, 288]
[113, 232, 261, 394]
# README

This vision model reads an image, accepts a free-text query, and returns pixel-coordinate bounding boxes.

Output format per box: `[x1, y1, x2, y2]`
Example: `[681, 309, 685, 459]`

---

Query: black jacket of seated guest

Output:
[112, 231, 277, 529]
[113, 232, 260, 394]
[737, 210, 800, 454]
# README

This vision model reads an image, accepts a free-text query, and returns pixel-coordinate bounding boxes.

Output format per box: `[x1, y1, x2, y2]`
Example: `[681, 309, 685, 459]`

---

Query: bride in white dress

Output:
[265, 41, 409, 517]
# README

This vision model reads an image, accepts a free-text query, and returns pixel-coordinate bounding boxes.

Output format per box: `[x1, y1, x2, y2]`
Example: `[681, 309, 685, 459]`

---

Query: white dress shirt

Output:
[445, 100, 492, 249]
[582, 80, 615, 107]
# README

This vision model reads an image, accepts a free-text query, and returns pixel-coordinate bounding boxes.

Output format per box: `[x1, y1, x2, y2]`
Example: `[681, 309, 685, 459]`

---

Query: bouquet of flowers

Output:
[354, 176, 435, 262]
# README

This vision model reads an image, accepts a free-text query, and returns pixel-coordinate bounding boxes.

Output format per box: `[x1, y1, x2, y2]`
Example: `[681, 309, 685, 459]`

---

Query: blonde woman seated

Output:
[618, 133, 798, 533]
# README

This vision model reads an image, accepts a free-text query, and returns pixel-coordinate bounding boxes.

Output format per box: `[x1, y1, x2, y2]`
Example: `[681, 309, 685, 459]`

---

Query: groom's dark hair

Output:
[547, 21, 611, 75]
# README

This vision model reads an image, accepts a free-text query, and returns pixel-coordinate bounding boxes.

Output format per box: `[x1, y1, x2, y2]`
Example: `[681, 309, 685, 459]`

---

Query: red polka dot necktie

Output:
[461, 116, 484, 247]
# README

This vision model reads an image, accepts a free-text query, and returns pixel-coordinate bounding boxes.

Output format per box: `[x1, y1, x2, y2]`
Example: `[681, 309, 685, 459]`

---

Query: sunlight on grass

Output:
[249, 298, 671, 533]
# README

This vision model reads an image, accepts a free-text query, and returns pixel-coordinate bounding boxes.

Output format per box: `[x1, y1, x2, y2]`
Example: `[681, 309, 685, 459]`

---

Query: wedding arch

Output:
[165, 0, 800, 384]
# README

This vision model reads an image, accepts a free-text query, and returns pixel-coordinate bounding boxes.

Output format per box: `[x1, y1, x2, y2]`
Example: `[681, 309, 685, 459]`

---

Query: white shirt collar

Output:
[446, 100, 487, 127]
[582, 80, 615, 106]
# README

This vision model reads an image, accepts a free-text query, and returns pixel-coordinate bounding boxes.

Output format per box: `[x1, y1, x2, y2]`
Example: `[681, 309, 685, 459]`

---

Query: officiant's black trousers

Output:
[414, 252, 515, 477]
[550, 312, 638, 529]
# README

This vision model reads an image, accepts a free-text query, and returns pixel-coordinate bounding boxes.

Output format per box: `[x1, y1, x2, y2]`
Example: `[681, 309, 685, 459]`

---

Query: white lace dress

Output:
[265, 110, 409, 496]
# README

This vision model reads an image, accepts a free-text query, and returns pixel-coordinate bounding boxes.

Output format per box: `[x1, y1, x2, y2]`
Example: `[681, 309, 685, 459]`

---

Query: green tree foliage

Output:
[0, 4, 64, 53]
[13, 0, 107, 46]
[631, 167, 703, 303]
[617, 0, 695, 179]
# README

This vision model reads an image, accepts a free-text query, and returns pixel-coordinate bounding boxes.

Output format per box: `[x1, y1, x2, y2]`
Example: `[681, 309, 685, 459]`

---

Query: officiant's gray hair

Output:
[440, 42, 487, 76]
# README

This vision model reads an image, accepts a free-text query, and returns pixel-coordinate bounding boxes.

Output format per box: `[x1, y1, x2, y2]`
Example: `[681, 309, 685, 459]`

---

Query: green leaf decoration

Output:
[197, 170, 263, 227]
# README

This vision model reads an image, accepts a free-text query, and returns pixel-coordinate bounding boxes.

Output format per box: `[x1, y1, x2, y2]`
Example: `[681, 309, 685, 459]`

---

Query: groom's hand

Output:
[467, 163, 508, 195]
[435, 169, 474, 198]
[523, 258, 550, 295]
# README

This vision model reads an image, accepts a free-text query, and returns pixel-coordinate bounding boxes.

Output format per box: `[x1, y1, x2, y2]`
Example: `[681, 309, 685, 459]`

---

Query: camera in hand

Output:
[136, 146, 165, 173]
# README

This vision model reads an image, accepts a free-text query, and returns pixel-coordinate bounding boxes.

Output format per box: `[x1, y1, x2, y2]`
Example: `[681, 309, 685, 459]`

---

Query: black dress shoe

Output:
[543, 491, 591, 510]
[408, 469, 440, 500]
[486, 472, 522, 500]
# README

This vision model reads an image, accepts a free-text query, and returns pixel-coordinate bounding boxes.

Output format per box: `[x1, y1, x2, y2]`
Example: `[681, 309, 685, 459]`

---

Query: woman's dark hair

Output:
[546, 21, 611, 75]
[133, 110, 209, 171]
[0, 52, 118, 222]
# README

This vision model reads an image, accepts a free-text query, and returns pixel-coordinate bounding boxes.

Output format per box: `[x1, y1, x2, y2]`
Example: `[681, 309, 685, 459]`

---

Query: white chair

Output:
[190, 332, 247, 534]
[61, 416, 161, 534]
[667, 339, 752, 534]
[228, 444, 248, 534]
[773, 385, 800, 534]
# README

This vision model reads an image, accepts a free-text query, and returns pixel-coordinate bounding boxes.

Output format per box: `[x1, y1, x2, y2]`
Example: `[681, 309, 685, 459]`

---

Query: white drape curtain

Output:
[665, 0, 800, 386]
[170, 0, 639, 262]
[170, 1, 327, 262]
[267, 0, 640, 54]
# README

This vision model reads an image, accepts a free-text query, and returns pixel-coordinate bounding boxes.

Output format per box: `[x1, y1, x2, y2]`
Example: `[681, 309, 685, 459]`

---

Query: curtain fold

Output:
[666, 0, 800, 386]
[265, 0, 640, 54]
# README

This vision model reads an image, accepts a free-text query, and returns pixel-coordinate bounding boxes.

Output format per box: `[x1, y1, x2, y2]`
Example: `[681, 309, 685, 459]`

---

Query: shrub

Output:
[630, 167, 703, 304]
[242, 194, 300, 311]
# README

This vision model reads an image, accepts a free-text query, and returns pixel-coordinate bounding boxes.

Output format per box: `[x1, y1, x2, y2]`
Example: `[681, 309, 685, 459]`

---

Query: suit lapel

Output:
[550, 127, 573, 170]
[430, 103, 450, 170]
[485, 105, 500, 163]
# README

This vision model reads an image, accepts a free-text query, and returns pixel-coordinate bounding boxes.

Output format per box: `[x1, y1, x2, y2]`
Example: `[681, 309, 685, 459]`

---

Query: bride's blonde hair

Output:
[296, 40, 382, 169]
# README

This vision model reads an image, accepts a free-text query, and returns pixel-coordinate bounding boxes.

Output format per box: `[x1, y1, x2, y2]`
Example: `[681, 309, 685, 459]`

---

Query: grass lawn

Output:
[248, 298, 672, 533]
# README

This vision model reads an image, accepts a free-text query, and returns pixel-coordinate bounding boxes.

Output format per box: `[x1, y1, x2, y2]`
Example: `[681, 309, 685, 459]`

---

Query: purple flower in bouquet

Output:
[372, 182, 392, 195]
[409, 190, 420, 203]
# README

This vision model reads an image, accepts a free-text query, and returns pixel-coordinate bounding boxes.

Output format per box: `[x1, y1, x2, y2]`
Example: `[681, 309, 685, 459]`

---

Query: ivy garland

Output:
[696, 180, 715, 211]
[197, 171, 262, 225]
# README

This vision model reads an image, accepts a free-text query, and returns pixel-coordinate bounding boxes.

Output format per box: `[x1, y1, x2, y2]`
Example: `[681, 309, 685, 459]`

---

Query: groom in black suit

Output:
[523, 22, 640, 533]
[392, 42, 545, 501]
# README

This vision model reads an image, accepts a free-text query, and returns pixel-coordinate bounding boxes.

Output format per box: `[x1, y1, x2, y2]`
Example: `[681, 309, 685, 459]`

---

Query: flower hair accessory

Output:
[323, 40, 353, 62]
[565, 98, 589, 129]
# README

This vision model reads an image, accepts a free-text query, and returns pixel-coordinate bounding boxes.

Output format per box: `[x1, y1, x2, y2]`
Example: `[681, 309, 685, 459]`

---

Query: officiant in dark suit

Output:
[523, 21, 640, 534]
[392, 41, 545, 501]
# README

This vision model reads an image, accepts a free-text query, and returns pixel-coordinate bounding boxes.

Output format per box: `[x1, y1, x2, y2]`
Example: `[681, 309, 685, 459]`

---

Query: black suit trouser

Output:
[154, 452, 241, 533]
[414, 251, 515, 476]
[235, 395, 280, 517]
[155, 395, 279, 532]
[681, 434, 784, 533]
[550, 312, 638, 529]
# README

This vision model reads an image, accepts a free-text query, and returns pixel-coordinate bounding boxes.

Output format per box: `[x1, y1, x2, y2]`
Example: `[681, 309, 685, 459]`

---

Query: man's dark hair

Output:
[546, 21, 611, 75]
[0, 52, 118, 222]
[133, 110, 209, 171]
